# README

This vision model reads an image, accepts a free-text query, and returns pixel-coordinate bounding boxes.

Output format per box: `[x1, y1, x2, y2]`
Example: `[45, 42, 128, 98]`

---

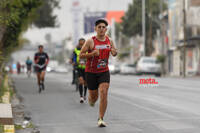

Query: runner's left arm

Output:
[45, 53, 49, 65]
[34, 53, 39, 64]
[110, 39, 117, 57]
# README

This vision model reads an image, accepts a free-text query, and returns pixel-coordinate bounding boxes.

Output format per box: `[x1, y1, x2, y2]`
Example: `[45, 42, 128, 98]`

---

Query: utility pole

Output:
[130, 37, 134, 63]
[160, 0, 164, 55]
[160, 0, 166, 75]
[183, 0, 187, 77]
[148, 7, 153, 56]
[111, 18, 116, 65]
[142, 0, 146, 56]
[111, 18, 116, 48]
[71, 0, 81, 45]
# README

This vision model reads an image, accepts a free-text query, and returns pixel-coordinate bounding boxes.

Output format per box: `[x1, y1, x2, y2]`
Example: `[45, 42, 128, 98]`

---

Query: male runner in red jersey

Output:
[79, 19, 117, 127]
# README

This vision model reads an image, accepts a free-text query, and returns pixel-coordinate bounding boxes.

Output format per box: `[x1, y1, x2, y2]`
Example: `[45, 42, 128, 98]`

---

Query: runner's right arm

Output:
[45, 53, 49, 65]
[79, 38, 99, 59]
[34, 53, 39, 64]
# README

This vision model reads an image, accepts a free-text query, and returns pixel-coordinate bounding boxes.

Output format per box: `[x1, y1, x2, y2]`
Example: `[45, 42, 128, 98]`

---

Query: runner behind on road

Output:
[69, 52, 76, 84]
[73, 38, 87, 103]
[17, 62, 21, 74]
[34, 45, 49, 93]
[79, 19, 117, 127]
[26, 56, 33, 77]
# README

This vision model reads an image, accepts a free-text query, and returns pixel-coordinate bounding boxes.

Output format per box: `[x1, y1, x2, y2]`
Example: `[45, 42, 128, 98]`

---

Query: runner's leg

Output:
[79, 76, 84, 98]
[88, 89, 98, 104]
[41, 71, 46, 83]
[86, 72, 98, 105]
[37, 72, 42, 93]
[37, 72, 41, 85]
[40, 71, 46, 90]
[84, 85, 87, 98]
[83, 72, 87, 99]
[98, 83, 109, 119]
[72, 68, 75, 84]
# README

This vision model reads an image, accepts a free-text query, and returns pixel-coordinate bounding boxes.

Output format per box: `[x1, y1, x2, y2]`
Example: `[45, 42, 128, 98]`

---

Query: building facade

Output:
[168, 0, 200, 76]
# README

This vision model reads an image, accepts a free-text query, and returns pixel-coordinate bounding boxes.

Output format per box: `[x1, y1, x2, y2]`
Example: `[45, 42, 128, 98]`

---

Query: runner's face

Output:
[95, 23, 107, 36]
[39, 47, 43, 53]
[79, 40, 85, 48]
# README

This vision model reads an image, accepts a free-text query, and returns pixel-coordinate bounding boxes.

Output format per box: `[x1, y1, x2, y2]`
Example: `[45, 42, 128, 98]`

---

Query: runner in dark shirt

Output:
[34, 45, 49, 93]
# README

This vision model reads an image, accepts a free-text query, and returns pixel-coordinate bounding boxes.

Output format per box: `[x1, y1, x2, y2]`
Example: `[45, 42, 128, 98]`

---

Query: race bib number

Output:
[97, 59, 108, 69]
[95, 45, 111, 50]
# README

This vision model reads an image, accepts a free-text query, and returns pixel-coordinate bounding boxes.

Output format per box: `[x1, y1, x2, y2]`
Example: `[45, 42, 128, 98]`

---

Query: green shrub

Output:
[156, 55, 165, 63]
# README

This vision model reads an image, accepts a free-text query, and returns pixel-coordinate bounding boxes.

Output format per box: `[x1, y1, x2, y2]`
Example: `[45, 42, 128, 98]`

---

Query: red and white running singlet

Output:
[85, 36, 111, 73]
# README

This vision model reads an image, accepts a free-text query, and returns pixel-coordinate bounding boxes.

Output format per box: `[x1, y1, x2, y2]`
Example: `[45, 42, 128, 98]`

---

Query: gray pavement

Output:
[12, 73, 200, 133]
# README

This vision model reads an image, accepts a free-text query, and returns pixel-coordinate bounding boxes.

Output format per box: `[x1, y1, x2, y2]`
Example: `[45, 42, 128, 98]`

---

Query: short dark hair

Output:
[95, 19, 108, 26]
[79, 38, 85, 41]
[38, 45, 43, 48]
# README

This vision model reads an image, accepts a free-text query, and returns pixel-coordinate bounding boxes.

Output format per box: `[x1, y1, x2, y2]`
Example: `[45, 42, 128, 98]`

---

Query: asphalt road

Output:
[12, 72, 200, 133]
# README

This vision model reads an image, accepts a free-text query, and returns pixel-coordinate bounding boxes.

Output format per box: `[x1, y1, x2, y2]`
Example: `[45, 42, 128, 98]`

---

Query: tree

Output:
[0, 0, 60, 92]
[33, 0, 60, 28]
[121, 0, 167, 56]
[0, 0, 60, 58]
[0, 0, 41, 52]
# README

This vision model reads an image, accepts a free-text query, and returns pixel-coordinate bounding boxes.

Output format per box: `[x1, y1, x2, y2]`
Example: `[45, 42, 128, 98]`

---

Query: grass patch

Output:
[27, 122, 34, 128]
[0, 75, 14, 103]
[15, 124, 23, 130]
[0, 77, 5, 96]
[0, 77, 6, 103]
[0, 124, 3, 133]
[9, 87, 14, 98]
[15, 122, 35, 130]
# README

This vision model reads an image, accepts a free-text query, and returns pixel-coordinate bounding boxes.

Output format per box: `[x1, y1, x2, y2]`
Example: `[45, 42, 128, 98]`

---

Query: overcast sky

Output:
[24, 0, 133, 45]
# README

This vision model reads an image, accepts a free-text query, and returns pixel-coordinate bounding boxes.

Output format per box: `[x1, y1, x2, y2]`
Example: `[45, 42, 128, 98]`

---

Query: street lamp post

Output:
[183, 0, 187, 77]
[142, 0, 146, 56]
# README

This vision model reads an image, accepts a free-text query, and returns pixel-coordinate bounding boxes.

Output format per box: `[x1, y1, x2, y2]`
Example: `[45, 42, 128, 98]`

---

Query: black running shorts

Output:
[85, 71, 110, 90]
[78, 68, 86, 80]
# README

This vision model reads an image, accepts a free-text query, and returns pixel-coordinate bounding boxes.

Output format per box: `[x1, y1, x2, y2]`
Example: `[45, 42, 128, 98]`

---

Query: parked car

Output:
[46, 66, 52, 72]
[47, 60, 59, 72]
[109, 64, 120, 74]
[55, 65, 68, 73]
[120, 63, 136, 75]
[136, 56, 161, 77]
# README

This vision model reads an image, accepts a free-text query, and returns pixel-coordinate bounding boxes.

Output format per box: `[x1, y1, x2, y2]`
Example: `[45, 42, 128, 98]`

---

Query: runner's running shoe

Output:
[84, 96, 87, 101]
[39, 85, 42, 93]
[88, 100, 95, 107]
[98, 118, 106, 127]
[41, 83, 45, 90]
[80, 97, 84, 103]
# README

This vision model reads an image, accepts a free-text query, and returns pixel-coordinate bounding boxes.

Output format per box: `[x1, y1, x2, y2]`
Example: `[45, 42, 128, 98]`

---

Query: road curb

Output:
[0, 75, 15, 133]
